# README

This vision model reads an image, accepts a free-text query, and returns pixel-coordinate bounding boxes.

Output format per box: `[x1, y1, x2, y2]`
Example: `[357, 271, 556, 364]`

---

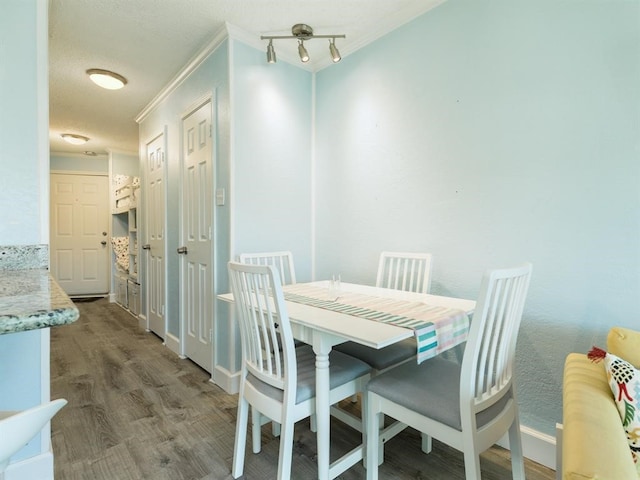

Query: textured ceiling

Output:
[48, 0, 444, 156]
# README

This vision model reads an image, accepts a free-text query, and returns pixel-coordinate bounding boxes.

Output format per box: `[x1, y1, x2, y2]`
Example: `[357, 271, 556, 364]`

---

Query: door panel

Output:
[181, 100, 213, 372]
[145, 134, 166, 338]
[50, 173, 109, 295]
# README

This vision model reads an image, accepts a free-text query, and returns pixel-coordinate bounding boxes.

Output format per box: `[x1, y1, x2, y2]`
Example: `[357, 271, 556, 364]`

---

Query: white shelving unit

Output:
[111, 176, 141, 316]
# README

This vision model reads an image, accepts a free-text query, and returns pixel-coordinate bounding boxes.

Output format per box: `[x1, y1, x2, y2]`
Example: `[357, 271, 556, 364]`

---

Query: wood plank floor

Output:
[51, 298, 556, 479]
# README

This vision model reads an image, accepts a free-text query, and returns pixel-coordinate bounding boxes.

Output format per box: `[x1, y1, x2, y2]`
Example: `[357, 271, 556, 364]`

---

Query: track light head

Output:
[266, 39, 276, 63]
[298, 40, 309, 63]
[329, 38, 341, 63]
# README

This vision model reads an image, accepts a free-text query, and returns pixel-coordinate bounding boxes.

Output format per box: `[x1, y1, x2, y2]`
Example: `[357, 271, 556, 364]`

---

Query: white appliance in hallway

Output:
[144, 133, 167, 338]
[179, 97, 214, 372]
[50, 173, 110, 296]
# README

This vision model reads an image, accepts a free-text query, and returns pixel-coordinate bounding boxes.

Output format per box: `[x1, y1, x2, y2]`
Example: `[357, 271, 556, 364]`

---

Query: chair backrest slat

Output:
[239, 251, 297, 285]
[229, 261, 296, 393]
[461, 263, 532, 412]
[376, 251, 432, 294]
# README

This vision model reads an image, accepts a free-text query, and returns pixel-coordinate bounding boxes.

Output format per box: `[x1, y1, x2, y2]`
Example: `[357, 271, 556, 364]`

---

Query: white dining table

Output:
[218, 280, 475, 480]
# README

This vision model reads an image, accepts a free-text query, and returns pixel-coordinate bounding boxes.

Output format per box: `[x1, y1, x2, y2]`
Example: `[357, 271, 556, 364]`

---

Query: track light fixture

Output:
[261, 24, 345, 64]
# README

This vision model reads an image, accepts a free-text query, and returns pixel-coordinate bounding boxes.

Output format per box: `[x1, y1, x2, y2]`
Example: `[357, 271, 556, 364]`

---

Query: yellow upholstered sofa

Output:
[560, 326, 640, 479]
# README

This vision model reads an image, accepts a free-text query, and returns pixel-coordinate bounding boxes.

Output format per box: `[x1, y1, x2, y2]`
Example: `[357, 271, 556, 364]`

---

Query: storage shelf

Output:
[112, 175, 140, 314]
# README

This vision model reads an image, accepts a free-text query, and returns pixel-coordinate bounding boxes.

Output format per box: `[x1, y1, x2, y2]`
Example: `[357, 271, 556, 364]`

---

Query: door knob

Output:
[142, 244, 151, 250]
[177, 246, 188, 254]
[101, 240, 107, 246]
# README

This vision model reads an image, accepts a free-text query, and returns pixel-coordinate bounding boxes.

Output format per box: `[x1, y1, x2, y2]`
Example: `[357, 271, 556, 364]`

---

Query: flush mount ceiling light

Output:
[261, 24, 345, 64]
[61, 133, 89, 145]
[86, 68, 127, 90]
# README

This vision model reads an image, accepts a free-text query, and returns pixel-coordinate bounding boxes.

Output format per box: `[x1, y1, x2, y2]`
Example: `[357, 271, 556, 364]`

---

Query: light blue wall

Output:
[315, 0, 640, 436]
[231, 40, 313, 281]
[51, 154, 109, 173]
[0, 0, 44, 245]
[228, 40, 313, 373]
[111, 151, 138, 177]
[0, 0, 49, 463]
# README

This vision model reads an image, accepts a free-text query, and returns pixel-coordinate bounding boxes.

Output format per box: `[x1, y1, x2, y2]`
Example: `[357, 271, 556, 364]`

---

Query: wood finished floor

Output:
[51, 298, 555, 480]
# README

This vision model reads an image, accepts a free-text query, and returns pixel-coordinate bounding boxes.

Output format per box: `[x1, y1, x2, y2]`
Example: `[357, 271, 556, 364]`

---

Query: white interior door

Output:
[180, 99, 214, 372]
[50, 173, 109, 296]
[145, 133, 166, 338]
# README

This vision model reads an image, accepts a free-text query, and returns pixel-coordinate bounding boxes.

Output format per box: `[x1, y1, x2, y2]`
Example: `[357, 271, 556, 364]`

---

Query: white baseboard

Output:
[138, 313, 148, 331]
[212, 364, 240, 394]
[497, 425, 556, 471]
[5, 450, 54, 480]
[164, 332, 183, 358]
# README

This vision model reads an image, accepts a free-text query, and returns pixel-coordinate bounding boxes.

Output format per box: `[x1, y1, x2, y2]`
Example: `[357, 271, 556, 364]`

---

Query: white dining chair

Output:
[238, 250, 303, 437]
[376, 251, 432, 294]
[228, 261, 371, 480]
[0, 398, 67, 478]
[238, 251, 296, 285]
[333, 252, 434, 449]
[365, 263, 532, 480]
[336, 251, 433, 371]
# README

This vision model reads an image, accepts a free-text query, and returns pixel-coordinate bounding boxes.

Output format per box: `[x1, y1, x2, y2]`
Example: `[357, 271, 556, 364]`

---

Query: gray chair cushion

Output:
[366, 356, 511, 431]
[247, 345, 371, 404]
[334, 338, 416, 371]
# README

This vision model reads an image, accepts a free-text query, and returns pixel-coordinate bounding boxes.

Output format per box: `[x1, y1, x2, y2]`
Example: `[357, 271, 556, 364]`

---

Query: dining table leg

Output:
[313, 334, 332, 480]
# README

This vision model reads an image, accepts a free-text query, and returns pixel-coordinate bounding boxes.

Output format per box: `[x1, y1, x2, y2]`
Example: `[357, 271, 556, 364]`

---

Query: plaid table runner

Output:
[282, 284, 469, 364]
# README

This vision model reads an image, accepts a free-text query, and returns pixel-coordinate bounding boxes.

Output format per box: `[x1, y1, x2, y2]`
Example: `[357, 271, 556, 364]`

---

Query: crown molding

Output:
[135, 27, 228, 123]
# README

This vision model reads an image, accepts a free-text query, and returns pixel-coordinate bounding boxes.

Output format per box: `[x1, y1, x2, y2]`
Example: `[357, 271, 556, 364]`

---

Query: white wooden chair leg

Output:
[420, 433, 432, 453]
[508, 419, 526, 480]
[232, 397, 249, 478]
[310, 413, 317, 432]
[462, 447, 482, 480]
[365, 393, 380, 480]
[377, 412, 385, 465]
[272, 421, 281, 437]
[251, 407, 262, 454]
[277, 420, 295, 480]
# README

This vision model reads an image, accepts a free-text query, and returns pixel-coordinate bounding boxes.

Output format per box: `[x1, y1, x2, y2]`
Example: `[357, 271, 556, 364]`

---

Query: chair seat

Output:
[248, 345, 371, 404]
[334, 338, 417, 371]
[366, 356, 510, 431]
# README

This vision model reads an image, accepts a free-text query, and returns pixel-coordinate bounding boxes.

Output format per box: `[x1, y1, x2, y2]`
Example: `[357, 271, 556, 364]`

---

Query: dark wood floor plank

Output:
[51, 298, 555, 479]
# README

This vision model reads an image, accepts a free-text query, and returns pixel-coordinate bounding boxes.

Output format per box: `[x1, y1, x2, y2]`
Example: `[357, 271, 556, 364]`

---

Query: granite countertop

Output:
[0, 269, 79, 335]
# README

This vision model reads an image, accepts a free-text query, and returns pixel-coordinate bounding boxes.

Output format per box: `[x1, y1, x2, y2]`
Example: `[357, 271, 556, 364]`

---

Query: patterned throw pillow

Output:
[589, 346, 640, 477]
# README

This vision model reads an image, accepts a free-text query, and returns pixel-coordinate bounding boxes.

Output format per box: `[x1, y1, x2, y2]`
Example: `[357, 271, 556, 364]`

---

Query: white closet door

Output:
[145, 133, 167, 338]
[50, 173, 109, 295]
[180, 99, 214, 372]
